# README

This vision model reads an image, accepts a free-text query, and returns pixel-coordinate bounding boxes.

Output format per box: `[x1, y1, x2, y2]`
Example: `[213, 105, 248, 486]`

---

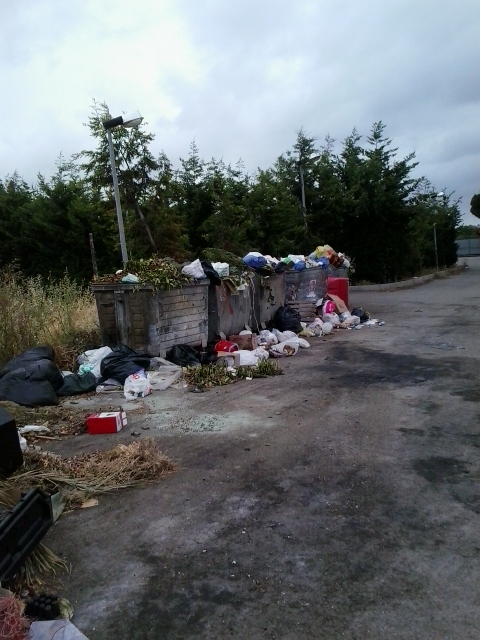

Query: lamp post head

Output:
[103, 110, 143, 130]
[122, 111, 143, 128]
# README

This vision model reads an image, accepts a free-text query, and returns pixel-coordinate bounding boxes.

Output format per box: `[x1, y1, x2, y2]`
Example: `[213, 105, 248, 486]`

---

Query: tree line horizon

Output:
[0, 101, 466, 285]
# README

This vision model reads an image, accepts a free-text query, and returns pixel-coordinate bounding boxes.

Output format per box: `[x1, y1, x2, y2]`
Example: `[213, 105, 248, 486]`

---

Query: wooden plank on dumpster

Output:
[286, 301, 317, 322]
[158, 299, 207, 313]
[159, 307, 207, 321]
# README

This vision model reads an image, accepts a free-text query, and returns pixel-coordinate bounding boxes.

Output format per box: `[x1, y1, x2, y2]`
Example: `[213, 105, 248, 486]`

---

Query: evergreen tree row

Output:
[0, 101, 461, 284]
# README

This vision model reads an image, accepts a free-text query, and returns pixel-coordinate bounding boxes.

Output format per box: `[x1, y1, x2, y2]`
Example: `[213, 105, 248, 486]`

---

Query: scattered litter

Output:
[18, 426, 50, 435]
[29, 619, 90, 640]
[80, 498, 99, 509]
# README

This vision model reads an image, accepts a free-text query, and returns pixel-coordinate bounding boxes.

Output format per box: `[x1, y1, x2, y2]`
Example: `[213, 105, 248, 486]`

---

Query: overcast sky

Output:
[1, 0, 479, 224]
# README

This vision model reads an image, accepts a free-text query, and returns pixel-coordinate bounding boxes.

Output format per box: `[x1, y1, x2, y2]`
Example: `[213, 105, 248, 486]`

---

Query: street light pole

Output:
[299, 163, 307, 227]
[106, 128, 128, 265]
[433, 222, 439, 271]
[103, 111, 144, 268]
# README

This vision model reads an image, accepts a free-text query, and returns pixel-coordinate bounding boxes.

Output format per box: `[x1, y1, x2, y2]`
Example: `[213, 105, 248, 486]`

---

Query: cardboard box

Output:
[228, 334, 258, 350]
[87, 411, 127, 435]
[216, 351, 241, 367]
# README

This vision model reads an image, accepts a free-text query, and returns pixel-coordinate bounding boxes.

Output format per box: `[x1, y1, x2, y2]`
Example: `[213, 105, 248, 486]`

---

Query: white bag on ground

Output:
[181, 259, 206, 279]
[323, 312, 340, 326]
[77, 346, 112, 379]
[272, 328, 298, 343]
[270, 338, 300, 357]
[253, 347, 270, 360]
[237, 350, 259, 366]
[281, 330, 298, 341]
[258, 330, 278, 347]
[307, 318, 324, 336]
[297, 338, 311, 348]
[29, 620, 91, 640]
[321, 322, 333, 335]
[124, 370, 152, 399]
[341, 315, 360, 327]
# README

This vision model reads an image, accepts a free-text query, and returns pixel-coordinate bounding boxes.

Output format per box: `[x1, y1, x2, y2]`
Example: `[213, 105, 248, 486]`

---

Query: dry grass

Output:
[4, 439, 177, 510]
[0, 266, 100, 369]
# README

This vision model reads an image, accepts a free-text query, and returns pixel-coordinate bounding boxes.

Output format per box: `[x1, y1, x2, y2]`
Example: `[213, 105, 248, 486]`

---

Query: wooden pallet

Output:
[285, 300, 317, 323]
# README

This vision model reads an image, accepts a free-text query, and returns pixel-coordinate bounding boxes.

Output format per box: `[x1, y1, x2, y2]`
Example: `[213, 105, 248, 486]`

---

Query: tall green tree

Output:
[470, 193, 480, 220]
[75, 101, 188, 262]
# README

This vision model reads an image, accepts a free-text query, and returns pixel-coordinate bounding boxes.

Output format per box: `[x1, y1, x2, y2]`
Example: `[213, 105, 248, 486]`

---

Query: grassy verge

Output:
[0, 266, 100, 369]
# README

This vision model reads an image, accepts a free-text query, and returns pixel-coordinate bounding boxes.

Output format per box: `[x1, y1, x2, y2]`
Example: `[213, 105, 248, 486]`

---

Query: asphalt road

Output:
[48, 258, 480, 639]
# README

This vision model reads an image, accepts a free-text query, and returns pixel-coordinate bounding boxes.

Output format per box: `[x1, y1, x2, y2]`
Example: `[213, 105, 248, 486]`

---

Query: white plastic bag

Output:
[258, 330, 278, 347]
[321, 322, 333, 335]
[18, 433, 27, 452]
[272, 328, 297, 343]
[323, 312, 340, 326]
[297, 338, 311, 348]
[181, 259, 206, 279]
[270, 338, 300, 357]
[341, 315, 360, 327]
[121, 273, 139, 283]
[124, 370, 152, 399]
[237, 350, 259, 366]
[307, 318, 323, 336]
[272, 328, 287, 342]
[253, 347, 270, 360]
[212, 262, 229, 278]
[77, 346, 112, 380]
[281, 330, 298, 341]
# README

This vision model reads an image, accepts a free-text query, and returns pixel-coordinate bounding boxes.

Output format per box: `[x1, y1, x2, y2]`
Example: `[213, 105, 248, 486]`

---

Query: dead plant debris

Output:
[3, 439, 177, 510]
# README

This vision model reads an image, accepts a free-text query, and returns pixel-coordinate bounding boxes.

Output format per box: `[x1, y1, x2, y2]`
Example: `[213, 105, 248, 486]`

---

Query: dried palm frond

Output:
[4, 439, 176, 509]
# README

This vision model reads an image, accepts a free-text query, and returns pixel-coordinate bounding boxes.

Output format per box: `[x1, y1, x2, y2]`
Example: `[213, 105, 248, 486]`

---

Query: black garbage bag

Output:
[351, 307, 370, 323]
[166, 344, 201, 367]
[200, 261, 221, 286]
[100, 345, 151, 385]
[274, 262, 287, 274]
[0, 346, 64, 391]
[0, 368, 59, 407]
[0, 346, 55, 379]
[57, 372, 98, 397]
[273, 305, 303, 334]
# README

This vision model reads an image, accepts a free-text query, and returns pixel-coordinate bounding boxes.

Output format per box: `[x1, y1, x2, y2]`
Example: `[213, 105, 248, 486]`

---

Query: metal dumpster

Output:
[252, 272, 286, 328]
[92, 281, 209, 356]
[208, 272, 286, 340]
[285, 266, 328, 304]
[208, 282, 254, 342]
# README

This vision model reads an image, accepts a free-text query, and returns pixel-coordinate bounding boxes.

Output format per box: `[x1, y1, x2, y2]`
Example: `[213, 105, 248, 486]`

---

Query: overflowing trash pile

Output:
[95, 243, 350, 294]
[241, 244, 351, 274]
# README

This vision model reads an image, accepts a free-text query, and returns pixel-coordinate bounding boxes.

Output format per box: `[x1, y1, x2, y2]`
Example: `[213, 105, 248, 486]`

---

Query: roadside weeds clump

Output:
[0, 266, 99, 368]
[3, 439, 177, 510]
[183, 358, 283, 390]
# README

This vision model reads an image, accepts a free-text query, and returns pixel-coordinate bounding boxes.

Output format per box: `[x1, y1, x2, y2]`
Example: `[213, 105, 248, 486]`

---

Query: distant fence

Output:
[456, 239, 480, 256]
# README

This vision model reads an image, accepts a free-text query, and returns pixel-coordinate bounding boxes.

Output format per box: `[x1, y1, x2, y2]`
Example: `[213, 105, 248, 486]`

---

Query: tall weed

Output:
[0, 267, 99, 367]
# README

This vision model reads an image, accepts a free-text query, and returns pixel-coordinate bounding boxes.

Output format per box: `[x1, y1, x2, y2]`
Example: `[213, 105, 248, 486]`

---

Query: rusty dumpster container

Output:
[92, 281, 209, 357]
[252, 272, 286, 329]
[208, 282, 254, 342]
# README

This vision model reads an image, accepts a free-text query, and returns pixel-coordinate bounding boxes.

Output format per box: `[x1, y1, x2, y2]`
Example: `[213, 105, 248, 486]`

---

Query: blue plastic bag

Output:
[293, 261, 306, 271]
[243, 253, 267, 269]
